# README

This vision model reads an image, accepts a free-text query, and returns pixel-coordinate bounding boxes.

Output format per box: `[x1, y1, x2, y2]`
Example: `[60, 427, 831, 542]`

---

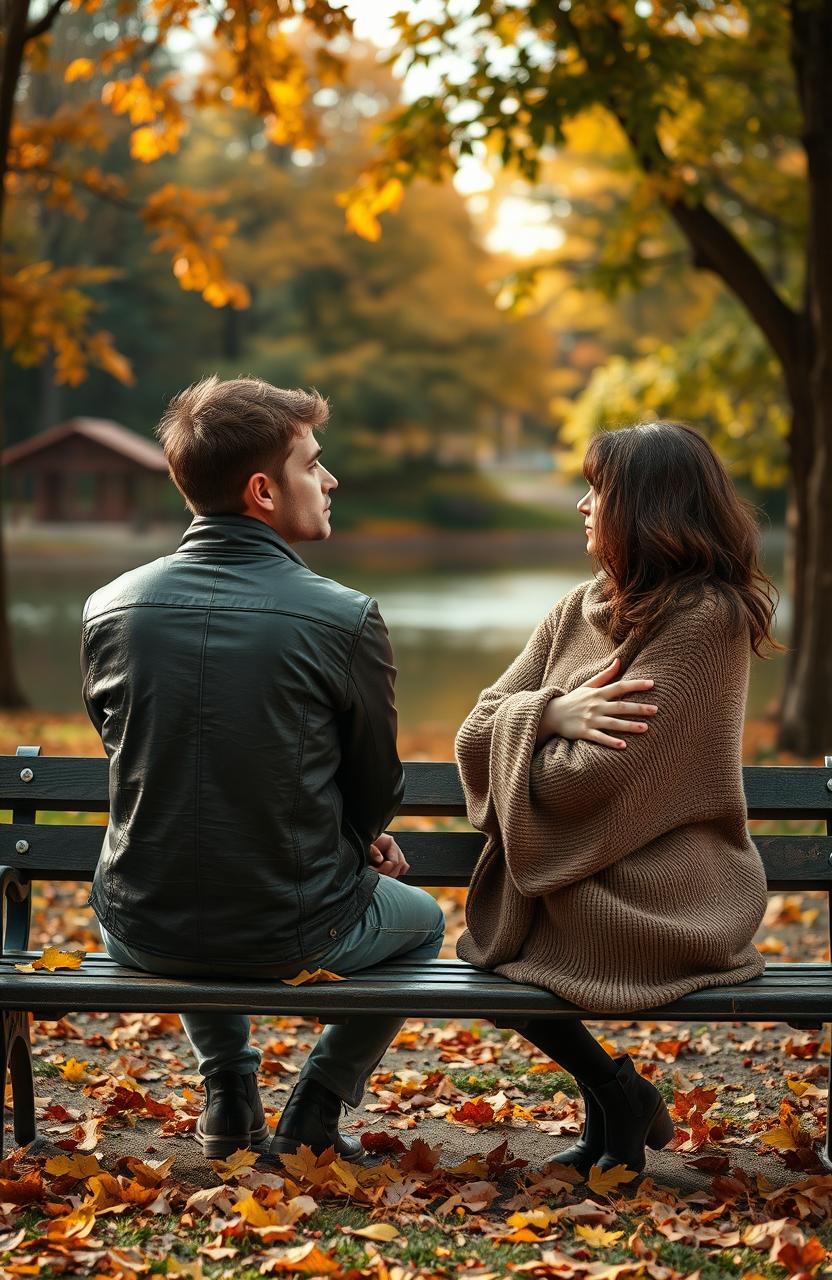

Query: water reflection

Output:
[9, 538, 789, 733]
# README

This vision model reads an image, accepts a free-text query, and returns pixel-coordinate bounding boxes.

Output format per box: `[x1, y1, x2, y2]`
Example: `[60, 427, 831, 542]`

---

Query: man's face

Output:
[273, 430, 338, 543]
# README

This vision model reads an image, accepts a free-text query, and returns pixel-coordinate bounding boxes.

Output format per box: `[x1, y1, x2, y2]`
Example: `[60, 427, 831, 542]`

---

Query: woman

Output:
[455, 422, 778, 1177]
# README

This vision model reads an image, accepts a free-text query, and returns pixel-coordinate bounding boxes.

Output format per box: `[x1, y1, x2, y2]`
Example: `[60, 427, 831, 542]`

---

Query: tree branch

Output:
[551, 7, 801, 377]
[24, 0, 65, 44]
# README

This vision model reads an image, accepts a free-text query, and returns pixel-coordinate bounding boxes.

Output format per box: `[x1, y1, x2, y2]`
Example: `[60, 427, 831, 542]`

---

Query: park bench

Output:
[1, 745, 832, 1169]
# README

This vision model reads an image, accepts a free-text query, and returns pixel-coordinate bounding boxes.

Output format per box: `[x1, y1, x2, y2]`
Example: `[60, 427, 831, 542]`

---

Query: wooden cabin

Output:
[2, 418, 172, 524]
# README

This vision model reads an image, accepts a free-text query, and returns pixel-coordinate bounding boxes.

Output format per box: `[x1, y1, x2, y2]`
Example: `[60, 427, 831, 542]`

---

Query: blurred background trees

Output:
[3, 0, 829, 753]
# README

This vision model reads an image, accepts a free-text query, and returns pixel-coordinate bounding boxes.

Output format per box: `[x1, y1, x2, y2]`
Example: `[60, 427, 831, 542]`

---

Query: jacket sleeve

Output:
[336, 599, 405, 849]
[490, 596, 749, 897]
[454, 603, 564, 837]
[80, 614, 105, 738]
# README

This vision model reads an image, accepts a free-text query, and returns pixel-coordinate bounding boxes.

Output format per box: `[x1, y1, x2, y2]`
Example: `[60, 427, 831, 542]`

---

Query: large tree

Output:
[0, 0, 353, 706]
[345, 0, 829, 756]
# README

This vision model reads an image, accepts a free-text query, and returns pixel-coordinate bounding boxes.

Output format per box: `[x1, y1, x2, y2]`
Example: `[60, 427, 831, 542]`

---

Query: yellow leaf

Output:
[60, 1057, 91, 1082]
[44, 1154, 103, 1179]
[210, 1148, 259, 1181]
[234, 1193, 283, 1228]
[15, 947, 85, 973]
[47, 1206, 97, 1239]
[787, 1080, 826, 1099]
[575, 1224, 625, 1247]
[346, 1223, 401, 1241]
[586, 1163, 640, 1195]
[260, 1242, 340, 1274]
[65, 58, 95, 82]
[131, 126, 167, 163]
[281, 968, 345, 987]
[760, 1126, 798, 1151]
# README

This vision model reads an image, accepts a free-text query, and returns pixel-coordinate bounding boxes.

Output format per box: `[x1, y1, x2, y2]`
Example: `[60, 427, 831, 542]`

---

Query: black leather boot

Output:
[263, 1077, 366, 1164]
[195, 1070, 268, 1159]
[544, 1081, 605, 1177]
[588, 1054, 675, 1174]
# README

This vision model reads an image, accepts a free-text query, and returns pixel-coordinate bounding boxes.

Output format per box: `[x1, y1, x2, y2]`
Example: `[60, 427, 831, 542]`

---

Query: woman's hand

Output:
[536, 657, 657, 750]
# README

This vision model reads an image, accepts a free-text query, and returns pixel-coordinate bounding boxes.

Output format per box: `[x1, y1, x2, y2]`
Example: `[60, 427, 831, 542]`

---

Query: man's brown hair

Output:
[156, 375, 329, 515]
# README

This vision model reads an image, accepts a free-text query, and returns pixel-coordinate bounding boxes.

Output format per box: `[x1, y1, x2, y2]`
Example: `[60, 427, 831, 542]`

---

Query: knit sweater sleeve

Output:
[489, 592, 749, 897]
[454, 602, 566, 836]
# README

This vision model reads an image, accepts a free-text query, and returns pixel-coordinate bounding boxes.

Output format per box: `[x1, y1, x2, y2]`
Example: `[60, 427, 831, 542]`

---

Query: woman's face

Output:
[577, 487, 597, 555]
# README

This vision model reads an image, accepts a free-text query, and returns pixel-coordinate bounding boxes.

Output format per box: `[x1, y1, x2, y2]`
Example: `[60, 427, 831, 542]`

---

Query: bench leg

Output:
[0, 1011, 36, 1157]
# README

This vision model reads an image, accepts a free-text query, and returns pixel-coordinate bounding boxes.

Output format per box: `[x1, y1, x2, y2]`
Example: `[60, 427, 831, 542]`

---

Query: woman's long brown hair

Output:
[583, 422, 781, 656]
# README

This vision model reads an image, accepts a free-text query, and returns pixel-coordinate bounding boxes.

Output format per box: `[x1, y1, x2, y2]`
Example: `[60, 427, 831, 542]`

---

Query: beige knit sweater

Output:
[455, 576, 767, 1014]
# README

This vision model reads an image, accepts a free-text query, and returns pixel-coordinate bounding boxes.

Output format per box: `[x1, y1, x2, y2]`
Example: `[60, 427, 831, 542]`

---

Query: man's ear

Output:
[241, 472, 277, 516]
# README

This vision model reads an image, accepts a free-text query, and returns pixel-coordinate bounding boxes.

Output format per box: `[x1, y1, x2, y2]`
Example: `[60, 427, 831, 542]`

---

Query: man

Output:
[80, 376, 445, 1163]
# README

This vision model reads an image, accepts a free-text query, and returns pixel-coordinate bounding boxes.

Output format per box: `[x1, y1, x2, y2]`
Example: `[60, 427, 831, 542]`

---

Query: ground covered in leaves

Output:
[2, 712, 832, 1279]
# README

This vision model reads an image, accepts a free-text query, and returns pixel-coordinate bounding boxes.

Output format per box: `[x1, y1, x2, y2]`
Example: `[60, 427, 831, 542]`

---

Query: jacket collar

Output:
[176, 515, 308, 566]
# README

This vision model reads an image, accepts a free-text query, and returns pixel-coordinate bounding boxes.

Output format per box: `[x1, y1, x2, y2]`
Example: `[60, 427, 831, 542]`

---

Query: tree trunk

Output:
[0, 0, 31, 706]
[777, 0, 832, 755]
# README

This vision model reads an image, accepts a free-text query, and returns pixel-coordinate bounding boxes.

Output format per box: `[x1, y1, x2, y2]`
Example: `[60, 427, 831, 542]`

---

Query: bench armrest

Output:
[0, 867, 32, 954]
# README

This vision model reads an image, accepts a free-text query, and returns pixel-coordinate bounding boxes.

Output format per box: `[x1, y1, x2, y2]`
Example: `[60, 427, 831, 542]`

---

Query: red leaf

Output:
[360, 1132, 406, 1155]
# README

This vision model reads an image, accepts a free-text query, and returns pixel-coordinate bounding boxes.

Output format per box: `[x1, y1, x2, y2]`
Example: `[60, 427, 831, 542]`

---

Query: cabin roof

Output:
[2, 418, 169, 473]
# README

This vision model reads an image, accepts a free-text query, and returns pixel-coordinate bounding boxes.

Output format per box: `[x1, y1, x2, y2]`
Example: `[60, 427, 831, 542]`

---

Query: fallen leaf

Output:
[280, 969, 345, 986]
[59, 1057, 90, 1082]
[259, 1241, 340, 1273]
[575, 1223, 625, 1247]
[587, 1163, 640, 1195]
[344, 1223, 401, 1241]
[15, 947, 86, 973]
[44, 1154, 103, 1180]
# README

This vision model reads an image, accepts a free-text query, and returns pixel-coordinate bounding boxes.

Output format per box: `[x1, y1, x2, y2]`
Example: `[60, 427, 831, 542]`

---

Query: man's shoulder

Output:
[83, 557, 170, 624]
[281, 562, 375, 635]
[82, 552, 376, 638]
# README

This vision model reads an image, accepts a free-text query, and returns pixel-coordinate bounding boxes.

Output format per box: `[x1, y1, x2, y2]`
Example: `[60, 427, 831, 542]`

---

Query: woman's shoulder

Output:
[657, 583, 748, 649]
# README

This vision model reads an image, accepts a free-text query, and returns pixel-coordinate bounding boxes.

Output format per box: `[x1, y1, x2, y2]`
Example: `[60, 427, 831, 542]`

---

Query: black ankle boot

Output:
[544, 1081, 605, 1176]
[588, 1054, 675, 1174]
[196, 1070, 268, 1159]
[264, 1077, 366, 1164]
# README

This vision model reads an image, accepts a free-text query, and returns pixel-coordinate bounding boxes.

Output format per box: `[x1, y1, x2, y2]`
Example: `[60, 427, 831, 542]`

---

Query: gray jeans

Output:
[100, 875, 445, 1108]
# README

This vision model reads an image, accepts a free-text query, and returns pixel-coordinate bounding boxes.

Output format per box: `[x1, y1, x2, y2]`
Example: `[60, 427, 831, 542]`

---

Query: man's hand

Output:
[369, 832, 410, 878]
[536, 657, 657, 750]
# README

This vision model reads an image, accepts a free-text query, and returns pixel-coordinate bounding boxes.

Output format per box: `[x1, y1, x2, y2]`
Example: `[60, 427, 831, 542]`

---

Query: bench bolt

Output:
[827, 778, 832, 793]
[19, 769, 33, 783]
[14, 841, 28, 855]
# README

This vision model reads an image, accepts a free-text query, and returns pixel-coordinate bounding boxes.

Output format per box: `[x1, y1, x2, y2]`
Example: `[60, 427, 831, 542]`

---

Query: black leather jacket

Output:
[81, 515, 404, 968]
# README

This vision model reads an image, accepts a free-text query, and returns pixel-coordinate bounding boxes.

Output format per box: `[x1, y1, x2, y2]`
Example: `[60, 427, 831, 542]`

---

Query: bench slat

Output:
[2, 958, 830, 1021]
[3, 757, 832, 819]
[2, 825, 832, 889]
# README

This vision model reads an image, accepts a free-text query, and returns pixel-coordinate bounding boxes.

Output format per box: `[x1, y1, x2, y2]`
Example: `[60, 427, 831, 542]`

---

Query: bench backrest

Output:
[2, 749, 832, 893]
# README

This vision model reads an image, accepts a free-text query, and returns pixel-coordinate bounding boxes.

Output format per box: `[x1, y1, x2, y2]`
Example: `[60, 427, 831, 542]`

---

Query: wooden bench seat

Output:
[1, 747, 831, 1168]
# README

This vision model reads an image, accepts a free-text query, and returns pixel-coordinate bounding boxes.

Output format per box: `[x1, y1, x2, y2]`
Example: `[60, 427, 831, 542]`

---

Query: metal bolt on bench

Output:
[1, 746, 831, 1169]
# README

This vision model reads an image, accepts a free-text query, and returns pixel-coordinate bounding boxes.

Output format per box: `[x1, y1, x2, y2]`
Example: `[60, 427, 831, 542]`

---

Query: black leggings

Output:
[506, 1018, 620, 1088]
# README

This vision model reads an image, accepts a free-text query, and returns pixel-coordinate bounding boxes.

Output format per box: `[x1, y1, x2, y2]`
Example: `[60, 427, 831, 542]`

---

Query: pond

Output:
[7, 528, 790, 739]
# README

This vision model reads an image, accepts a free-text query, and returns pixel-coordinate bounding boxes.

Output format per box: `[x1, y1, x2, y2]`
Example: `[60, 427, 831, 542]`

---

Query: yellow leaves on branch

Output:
[2, 263, 134, 386]
[143, 184, 251, 309]
[65, 57, 96, 83]
[101, 74, 186, 161]
[338, 175, 405, 242]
